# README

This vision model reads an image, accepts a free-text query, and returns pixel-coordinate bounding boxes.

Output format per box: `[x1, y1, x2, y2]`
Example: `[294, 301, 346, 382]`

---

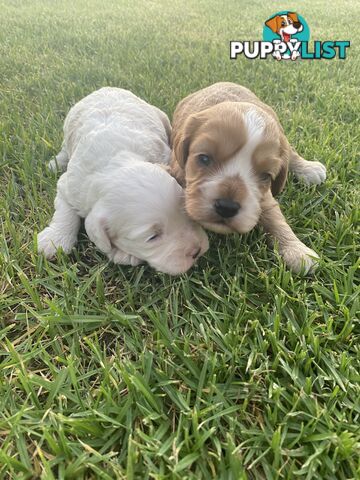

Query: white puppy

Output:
[38, 87, 209, 275]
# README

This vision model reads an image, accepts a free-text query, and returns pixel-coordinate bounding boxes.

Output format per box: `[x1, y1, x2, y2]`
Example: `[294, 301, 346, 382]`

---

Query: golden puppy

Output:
[171, 82, 326, 273]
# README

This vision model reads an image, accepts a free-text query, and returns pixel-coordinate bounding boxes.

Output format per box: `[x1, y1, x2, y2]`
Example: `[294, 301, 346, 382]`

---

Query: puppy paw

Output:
[280, 242, 319, 274]
[295, 161, 327, 185]
[48, 159, 59, 172]
[48, 150, 69, 171]
[108, 248, 142, 266]
[38, 227, 76, 258]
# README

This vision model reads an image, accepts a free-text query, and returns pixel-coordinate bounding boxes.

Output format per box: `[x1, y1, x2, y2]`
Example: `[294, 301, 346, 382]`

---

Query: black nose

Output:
[214, 198, 240, 218]
[293, 21, 301, 28]
[192, 247, 201, 259]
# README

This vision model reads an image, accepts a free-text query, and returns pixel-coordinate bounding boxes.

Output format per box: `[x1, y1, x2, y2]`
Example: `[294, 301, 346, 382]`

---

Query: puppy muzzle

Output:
[214, 198, 240, 218]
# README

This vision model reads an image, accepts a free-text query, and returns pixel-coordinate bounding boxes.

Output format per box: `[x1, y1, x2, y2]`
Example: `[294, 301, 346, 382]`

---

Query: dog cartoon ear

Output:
[85, 204, 112, 254]
[265, 15, 280, 33]
[288, 12, 300, 24]
[271, 134, 289, 196]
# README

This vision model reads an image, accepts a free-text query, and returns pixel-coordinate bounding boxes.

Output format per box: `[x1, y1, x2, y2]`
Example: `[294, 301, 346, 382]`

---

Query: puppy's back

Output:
[172, 82, 279, 132]
[63, 87, 171, 162]
[57, 88, 172, 216]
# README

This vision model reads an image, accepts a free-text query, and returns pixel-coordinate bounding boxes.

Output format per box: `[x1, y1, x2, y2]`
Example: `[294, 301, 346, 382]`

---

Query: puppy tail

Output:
[48, 145, 69, 172]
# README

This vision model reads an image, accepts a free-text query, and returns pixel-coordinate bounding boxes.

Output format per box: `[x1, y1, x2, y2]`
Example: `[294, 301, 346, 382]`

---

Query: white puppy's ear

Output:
[85, 204, 112, 254]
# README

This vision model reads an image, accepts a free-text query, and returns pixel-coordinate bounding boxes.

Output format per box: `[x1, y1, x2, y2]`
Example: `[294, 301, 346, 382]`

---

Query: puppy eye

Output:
[281, 21, 286, 26]
[260, 172, 272, 182]
[198, 154, 212, 166]
[147, 233, 160, 242]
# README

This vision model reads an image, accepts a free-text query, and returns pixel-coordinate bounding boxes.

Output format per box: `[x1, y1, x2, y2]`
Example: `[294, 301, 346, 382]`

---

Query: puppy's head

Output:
[172, 102, 289, 234]
[85, 162, 209, 275]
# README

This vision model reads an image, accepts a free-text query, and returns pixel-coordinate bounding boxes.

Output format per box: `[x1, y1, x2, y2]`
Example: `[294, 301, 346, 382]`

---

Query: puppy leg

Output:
[107, 248, 142, 266]
[38, 192, 80, 258]
[260, 192, 319, 273]
[289, 148, 326, 185]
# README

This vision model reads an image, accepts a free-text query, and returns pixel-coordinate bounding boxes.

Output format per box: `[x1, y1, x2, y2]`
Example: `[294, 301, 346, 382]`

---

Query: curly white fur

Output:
[38, 87, 208, 275]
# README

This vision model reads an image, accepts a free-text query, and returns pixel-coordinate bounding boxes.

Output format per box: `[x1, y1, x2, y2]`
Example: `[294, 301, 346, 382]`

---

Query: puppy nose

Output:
[293, 21, 301, 28]
[214, 198, 240, 218]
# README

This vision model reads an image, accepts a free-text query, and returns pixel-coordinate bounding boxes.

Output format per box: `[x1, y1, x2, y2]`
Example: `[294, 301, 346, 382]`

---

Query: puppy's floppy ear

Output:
[271, 133, 289, 196]
[172, 113, 203, 169]
[265, 15, 280, 33]
[85, 204, 112, 254]
[288, 12, 300, 23]
[169, 155, 186, 186]
[172, 126, 191, 170]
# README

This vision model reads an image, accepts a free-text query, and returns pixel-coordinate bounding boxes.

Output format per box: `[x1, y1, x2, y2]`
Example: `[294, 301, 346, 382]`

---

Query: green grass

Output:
[0, 0, 359, 478]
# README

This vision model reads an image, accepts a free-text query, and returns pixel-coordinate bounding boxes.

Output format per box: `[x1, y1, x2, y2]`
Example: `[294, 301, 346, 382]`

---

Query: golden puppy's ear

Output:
[169, 155, 186, 186]
[172, 113, 204, 169]
[265, 15, 280, 33]
[172, 130, 191, 169]
[271, 134, 289, 196]
[271, 164, 287, 196]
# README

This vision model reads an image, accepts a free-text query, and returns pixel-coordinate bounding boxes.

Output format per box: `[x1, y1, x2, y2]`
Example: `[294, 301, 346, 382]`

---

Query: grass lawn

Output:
[0, 0, 359, 478]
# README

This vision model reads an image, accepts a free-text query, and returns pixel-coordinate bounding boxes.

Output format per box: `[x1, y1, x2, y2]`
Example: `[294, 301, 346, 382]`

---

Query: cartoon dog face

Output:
[265, 12, 303, 42]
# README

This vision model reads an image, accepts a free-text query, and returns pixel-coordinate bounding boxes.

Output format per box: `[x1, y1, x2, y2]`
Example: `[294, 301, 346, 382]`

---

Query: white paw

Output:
[291, 51, 300, 61]
[108, 248, 142, 266]
[38, 227, 76, 259]
[280, 242, 319, 274]
[48, 159, 59, 172]
[48, 150, 69, 172]
[295, 161, 327, 185]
